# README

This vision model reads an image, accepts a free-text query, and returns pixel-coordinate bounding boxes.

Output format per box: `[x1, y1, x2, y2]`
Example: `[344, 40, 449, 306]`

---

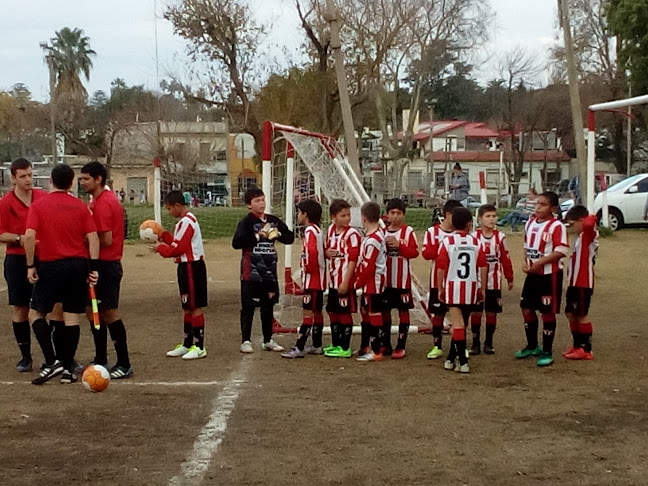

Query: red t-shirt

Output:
[26, 191, 97, 262]
[0, 188, 47, 255]
[89, 189, 124, 261]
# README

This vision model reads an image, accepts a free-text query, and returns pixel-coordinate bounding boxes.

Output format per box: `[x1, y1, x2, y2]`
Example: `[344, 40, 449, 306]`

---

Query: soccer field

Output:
[1, 230, 647, 485]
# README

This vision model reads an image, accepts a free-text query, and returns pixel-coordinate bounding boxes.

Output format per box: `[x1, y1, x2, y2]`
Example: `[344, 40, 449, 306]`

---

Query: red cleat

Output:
[564, 348, 593, 360]
[562, 346, 578, 358]
[391, 349, 406, 360]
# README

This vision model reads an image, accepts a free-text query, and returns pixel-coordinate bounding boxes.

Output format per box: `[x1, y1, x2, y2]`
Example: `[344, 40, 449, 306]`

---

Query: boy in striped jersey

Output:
[355, 202, 387, 362]
[422, 199, 463, 359]
[382, 198, 419, 359]
[469, 204, 514, 355]
[563, 205, 598, 360]
[324, 200, 361, 358]
[436, 207, 487, 373]
[282, 199, 326, 358]
[516, 191, 569, 367]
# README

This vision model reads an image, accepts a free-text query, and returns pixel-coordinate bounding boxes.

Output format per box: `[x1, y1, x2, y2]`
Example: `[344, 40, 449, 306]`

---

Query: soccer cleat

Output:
[483, 344, 495, 355]
[262, 340, 284, 352]
[110, 365, 134, 379]
[427, 346, 444, 359]
[562, 346, 578, 358]
[325, 346, 352, 358]
[380, 346, 393, 357]
[455, 363, 470, 373]
[167, 344, 190, 357]
[564, 348, 593, 361]
[391, 349, 406, 360]
[60, 370, 78, 384]
[444, 359, 455, 370]
[536, 352, 554, 367]
[323, 344, 336, 353]
[16, 357, 33, 372]
[514, 346, 543, 359]
[31, 360, 64, 385]
[356, 351, 383, 362]
[182, 346, 207, 360]
[239, 341, 254, 354]
[281, 347, 307, 359]
[469, 343, 481, 356]
[305, 346, 324, 355]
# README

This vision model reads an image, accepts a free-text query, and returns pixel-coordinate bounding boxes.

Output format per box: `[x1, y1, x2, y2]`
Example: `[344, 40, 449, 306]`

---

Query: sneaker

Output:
[182, 346, 207, 360]
[73, 361, 85, 375]
[305, 346, 324, 355]
[281, 347, 307, 359]
[354, 346, 370, 357]
[391, 349, 406, 360]
[356, 351, 383, 362]
[564, 348, 593, 360]
[323, 344, 336, 353]
[60, 370, 78, 384]
[32, 360, 64, 385]
[110, 365, 134, 379]
[325, 346, 352, 358]
[469, 343, 481, 356]
[262, 340, 284, 352]
[240, 341, 254, 354]
[455, 362, 470, 373]
[444, 359, 455, 370]
[483, 344, 495, 355]
[536, 352, 554, 367]
[167, 344, 190, 357]
[380, 346, 393, 357]
[16, 357, 33, 372]
[562, 346, 578, 358]
[514, 346, 543, 359]
[427, 346, 444, 359]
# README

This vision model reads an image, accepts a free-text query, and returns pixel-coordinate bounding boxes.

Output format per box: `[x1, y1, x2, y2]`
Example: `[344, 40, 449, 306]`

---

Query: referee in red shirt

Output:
[0, 158, 46, 372]
[24, 164, 100, 385]
[79, 161, 132, 379]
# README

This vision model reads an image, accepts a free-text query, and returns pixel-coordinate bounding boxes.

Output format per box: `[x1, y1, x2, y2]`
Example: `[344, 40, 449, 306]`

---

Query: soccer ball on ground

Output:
[139, 220, 164, 243]
[82, 364, 110, 392]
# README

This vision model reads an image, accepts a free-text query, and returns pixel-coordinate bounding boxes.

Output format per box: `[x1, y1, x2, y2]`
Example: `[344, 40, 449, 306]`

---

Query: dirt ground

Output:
[1, 230, 647, 485]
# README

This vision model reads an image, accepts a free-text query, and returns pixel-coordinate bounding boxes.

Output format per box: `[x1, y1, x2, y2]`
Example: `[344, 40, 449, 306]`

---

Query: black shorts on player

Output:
[4, 254, 33, 307]
[520, 270, 563, 315]
[93, 260, 123, 310]
[360, 293, 383, 314]
[31, 258, 88, 314]
[428, 288, 448, 316]
[302, 289, 324, 311]
[473, 289, 503, 314]
[178, 259, 208, 310]
[326, 288, 357, 314]
[382, 287, 415, 311]
[564, 286, 592, 317]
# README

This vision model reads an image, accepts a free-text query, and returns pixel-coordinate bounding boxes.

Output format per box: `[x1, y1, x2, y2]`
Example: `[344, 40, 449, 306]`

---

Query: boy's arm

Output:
[355, 245, 377, 289]
[398, 230, 419, 259]
[339, 234, 360, 293]
[275, 218, 295, 245]
[303, 229, 320, 274]
[435, 244, 450, 296]
[582, 214, 597, 244]
[156, 222, 194, 258]
[422, 229, 438, 260]
[499, 234, 514, 287]
[477, 248, 488, 300]
[232, 217, 257, 249]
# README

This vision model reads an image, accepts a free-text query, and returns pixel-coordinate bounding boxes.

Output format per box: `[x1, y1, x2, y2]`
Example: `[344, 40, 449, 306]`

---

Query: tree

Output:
[608, 0, 648, 94]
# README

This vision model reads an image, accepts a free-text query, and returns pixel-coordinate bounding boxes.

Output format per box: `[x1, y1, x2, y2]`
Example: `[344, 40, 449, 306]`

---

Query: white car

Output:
[593, 173, 648, 230]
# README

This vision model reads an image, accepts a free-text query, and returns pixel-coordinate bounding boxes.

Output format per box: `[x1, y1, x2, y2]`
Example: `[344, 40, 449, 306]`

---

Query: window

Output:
[435, 172, 445, 189]
[636, 177, 648, 193]
[215, 150, 227, 161]
[200, 142, 211, 162]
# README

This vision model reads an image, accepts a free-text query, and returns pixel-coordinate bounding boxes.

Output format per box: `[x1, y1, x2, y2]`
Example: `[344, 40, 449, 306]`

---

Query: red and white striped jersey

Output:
[326, 224, 361, 289]
[422, 225, 454, 288]
[568, 214, 598, 288]
[436, 233, 487, 305]
[301, 224, 326, 290]
[472, 228, 514, 290]
[157, 212, 205, 263]
[355, 229, 386, 295]
[523, 216, 569, 275]
[385, 225, 419, 289]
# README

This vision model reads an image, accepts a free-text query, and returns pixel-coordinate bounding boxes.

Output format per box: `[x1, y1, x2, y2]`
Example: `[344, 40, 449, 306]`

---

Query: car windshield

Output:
[607, 174, 644, 192]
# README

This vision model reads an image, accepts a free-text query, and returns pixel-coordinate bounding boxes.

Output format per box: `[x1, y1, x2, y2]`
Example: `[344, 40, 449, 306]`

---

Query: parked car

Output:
[593, 173, 648, 230]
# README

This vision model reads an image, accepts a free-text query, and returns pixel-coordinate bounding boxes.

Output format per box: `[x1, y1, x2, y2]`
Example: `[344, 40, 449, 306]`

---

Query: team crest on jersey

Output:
[542, 233, 551, 243]
[339, 297, 348, 308]
[541, 295, 552, 306]
[303, 294, 311, 305]
[401, 294, 410, 304]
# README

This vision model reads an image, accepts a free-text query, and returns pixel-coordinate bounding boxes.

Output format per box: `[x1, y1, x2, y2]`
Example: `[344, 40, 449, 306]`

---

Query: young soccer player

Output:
[154, 190, 208, 360]
[422, 199, 463, 359]
[436, 207, 487, 373]
[232, 188, 295, 353]
[516, 191, 569, 367]
[382, 198, 419, 359]
[469, 204, 514, 355]
[323, 199, 361, 358]
[563, 205, 598, 360]
[355, 202, 387, 362]
[282, 199, 326, 358]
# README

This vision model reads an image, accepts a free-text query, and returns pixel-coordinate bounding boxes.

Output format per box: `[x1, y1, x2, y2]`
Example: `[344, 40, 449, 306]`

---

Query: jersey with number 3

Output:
[436, 233, 487, 305]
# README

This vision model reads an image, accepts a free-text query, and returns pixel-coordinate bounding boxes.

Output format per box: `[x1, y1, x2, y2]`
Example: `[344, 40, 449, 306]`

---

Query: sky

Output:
[0, 0, 559, 102]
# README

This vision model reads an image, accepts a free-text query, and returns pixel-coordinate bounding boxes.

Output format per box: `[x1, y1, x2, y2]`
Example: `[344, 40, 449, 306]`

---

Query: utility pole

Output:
[559, 0, 588, 205]
[325, 0, 361, 176]
[627, 84, 632, 177]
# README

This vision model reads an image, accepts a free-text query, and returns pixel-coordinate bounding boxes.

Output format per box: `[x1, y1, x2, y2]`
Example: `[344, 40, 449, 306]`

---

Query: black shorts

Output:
[564, 286, 593, 317]
[4, 254, 32, 307]
[31, 258, 88, 314]
[178, 260, 208, 310]
[302, 289, 324, 311]
[520, 270, 563, 315]
[240, 280, 280, 308]
[326, 288, 357, 314]
[473, 289, 503, 314]
[360, 293, 383, 314]
[428, 288, 448, 316]
[382, 287, 415, 311]
[93, 260, 123, 311]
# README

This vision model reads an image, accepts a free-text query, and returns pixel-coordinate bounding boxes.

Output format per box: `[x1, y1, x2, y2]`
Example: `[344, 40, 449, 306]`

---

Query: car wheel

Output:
[599, 208, 623, 231]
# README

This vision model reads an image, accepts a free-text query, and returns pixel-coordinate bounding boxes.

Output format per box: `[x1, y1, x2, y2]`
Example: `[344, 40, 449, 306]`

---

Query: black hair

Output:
[361, 201, 381, 223]
[244, 187, 264, 205]
[51, 164, 75, 190]
[297, 198, 322, 225]
[565, 204, 589, 222]
[451, 207, 473, 231]
[165, 190, 186, 206]
[443, 199, 463, 215]
[80, 160, 107, 185]
[329, 199, 351, 216]
[540, 191, 559, 208]
[478, 204, 497, 217]
[10, 157, 31, 176]
[386, 198, 406, 214]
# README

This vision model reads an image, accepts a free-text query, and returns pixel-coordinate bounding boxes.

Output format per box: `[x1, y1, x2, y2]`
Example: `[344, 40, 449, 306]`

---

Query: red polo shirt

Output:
[26, 191, 97, 262]
[89, 189, 124, 261]
[0, 188, 47, 255]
